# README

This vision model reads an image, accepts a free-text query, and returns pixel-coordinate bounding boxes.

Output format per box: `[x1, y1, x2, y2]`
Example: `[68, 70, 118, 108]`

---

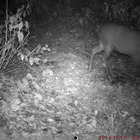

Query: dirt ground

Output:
[0, 16, 140, 140]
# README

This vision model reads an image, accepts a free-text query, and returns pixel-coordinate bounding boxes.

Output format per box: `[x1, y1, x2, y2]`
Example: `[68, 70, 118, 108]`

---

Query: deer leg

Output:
[104, 46, 114, 82]
[89, 44, 104, 71]
[105, 58, 114, 82]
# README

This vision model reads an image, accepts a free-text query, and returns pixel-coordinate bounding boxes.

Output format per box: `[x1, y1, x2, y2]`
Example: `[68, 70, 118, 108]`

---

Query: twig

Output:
[5, 0, 8, 43]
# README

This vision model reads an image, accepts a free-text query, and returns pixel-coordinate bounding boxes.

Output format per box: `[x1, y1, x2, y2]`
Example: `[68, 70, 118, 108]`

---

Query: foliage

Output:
[71, 8, 93, 27]
[18, 43, 51, 66]
[103, 0, 140, 28]
[0, 3, 31, 71]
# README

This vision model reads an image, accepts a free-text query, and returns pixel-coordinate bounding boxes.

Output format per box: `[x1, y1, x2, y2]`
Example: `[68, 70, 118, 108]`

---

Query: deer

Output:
[89, 24, 140, 82]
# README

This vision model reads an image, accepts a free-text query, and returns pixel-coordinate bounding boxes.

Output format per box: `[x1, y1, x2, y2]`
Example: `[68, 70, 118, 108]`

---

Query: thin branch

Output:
[5, 0, 8, 43]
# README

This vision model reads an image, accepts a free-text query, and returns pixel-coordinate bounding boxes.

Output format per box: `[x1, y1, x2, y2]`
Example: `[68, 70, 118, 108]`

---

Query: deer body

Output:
[89, 24, 140, 81]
